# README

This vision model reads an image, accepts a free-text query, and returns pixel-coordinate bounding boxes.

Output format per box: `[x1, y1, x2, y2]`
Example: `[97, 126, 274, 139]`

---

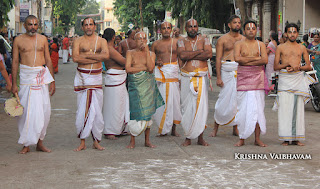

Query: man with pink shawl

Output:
[234, 20, 268, 147]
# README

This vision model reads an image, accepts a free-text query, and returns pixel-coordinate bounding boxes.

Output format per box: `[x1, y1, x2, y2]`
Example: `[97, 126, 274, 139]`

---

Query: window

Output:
[106, 22, 111, 27]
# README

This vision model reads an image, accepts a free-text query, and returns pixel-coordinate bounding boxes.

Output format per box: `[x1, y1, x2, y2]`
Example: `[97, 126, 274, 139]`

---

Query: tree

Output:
[51, 0, 87, 35]
[0, 0, 15, 28]
[113, 0, 167, 32]
[235, 0, 247, 23]
[75, 0, 100, 36]
[169, 0, 232, 33]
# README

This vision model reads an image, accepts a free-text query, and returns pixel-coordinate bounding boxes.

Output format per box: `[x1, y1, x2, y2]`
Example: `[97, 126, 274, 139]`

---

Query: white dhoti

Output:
[74, 67, 104, 141]
[103, 69, 129, 135]
[180, 68, 209, 139]
[18, 64, 54, 146]
[214, 61, 238, 126]
[63, 49, 68, 63]
[153, 62, 182, 135]
[273, 70, 314, 141]
[236, 90, 266, 139]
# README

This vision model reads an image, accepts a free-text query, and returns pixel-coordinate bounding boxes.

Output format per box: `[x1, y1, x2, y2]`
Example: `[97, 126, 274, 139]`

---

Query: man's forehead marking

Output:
[187, 19, 197, 26]
[290, 27, 295, 32]
[248, 23, 254, 28]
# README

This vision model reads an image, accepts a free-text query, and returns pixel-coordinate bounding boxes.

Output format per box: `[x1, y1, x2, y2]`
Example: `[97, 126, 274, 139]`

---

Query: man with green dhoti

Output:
[125, 31, 164, 149]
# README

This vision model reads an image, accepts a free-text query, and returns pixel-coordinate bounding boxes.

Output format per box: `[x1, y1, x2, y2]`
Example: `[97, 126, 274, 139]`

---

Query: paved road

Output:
[0, 60, 319, 188]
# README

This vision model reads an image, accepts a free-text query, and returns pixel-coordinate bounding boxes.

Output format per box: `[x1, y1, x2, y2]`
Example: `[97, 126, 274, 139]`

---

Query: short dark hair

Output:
[103, 28, 115, 42]
[303, 34, 308, 42]
[227, 15, 240, 24]
[82, 17, 96, 26]
[53, 37, 58, 44]
[285, 23, 299, 33]
[24, 15, 38, 23]
[243, 20, 257, 30]
[270, 32, 278, 43]
[135, 26, 140, 29]
[314, 33, 319, 37]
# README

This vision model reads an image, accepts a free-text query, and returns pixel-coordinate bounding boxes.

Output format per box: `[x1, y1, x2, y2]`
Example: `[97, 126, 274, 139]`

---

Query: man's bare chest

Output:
[156, 43, 177, 54]
[184, 40, 204, 51]
[132, 52, 147, 64]
[19, 43, 44, 54]
[79, 41, 102, 53]
[282, 48, 302, 58]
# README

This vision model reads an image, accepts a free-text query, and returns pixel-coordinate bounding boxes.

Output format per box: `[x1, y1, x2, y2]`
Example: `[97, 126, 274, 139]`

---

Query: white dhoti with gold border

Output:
[18, 64, 54, 146]
[214, 61, 238, 126]
[153, 62, 182, 135]
[180, 68, 209, 139]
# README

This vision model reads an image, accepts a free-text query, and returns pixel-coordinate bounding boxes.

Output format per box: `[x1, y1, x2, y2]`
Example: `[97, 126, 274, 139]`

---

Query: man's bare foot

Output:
[145, 142, 156, 148]
[234, 140, 245, 147]
[171, 125, 180, 137]
[281, 141, 289, 146]
[209, 129, 218, 137]
[105, 135, 118, 140]
[181, 138, 191, 146]
[292, 141, 305, 146]
[36, 144, 51, 152]
[127, 142, 135, 149]
[171, 131, 180, 137]
[74, 144, 86, 152]
[92, 141, 105, 151]
[19, 146, 30, 154]
[197, 139, 209, 146]
[254, 140, 267, 147]
[209, 123, 218, 137]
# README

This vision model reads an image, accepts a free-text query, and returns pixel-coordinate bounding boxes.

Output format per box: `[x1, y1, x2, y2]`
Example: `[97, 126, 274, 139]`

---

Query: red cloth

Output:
[50, 43, 59, 73]
[62, 37, 69, 50]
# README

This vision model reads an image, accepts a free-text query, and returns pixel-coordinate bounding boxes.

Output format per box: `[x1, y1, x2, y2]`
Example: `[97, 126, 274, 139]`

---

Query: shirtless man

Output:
[72, 17, 109, 151]
[173, 27, 184, 40]
[152, 21, 182, 137]
[177, 19, 212, 146]
[274, 23, 312, 146]
[126, 32, 164, 149]
[11, 15, 55, 154]
[118, 30, 136, 57]
[102, 28, 129, 140]
[210, 15, 244, 137]
[234, 20, 268, 147]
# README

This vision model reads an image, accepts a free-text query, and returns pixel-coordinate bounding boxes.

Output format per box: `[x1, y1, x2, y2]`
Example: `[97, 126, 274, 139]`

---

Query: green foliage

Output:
[0, 0, 15, 28]
[169, 0, 231, 33]
[51, 0, 87, 35]
[113, 0, 167, 32]
[75, 0, 100, 36]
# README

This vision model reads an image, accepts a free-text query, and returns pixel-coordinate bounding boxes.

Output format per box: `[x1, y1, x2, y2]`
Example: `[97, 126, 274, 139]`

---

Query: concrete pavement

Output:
[0, 60, 319, 188]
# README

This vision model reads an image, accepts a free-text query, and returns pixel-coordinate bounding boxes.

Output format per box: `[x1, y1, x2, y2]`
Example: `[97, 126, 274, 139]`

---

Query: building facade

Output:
[100, 0, 121, 34]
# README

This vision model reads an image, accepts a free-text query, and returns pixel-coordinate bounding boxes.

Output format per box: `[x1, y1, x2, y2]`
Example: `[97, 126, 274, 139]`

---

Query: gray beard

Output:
[27, 32, 36, 36]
